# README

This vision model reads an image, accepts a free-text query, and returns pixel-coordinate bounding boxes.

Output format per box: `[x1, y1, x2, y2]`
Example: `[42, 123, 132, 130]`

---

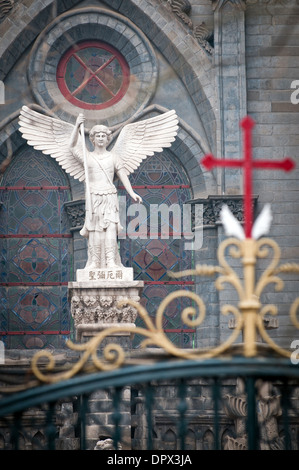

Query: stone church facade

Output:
[0, 0, 298, 450]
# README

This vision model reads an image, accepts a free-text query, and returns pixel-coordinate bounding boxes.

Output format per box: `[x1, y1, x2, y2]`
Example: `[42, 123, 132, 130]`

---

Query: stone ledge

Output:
[68, 280, 144, 289]
[189, 194, 258, 227]
[76, 322, 136, 343]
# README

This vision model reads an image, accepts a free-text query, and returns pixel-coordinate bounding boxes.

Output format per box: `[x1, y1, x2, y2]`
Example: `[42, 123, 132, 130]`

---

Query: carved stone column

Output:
[212, 0, 247, 194]
[224, 378, 283, 450]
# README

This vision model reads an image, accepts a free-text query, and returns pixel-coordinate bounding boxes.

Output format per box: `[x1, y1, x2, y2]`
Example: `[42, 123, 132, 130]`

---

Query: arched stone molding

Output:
[212, 0, 246, 10]
[0, 0, 81, 80]
[0, 0, 216, 152]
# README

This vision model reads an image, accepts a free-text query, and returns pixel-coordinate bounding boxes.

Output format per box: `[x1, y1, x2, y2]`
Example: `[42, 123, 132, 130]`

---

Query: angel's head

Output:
[89, 125, 112, 148]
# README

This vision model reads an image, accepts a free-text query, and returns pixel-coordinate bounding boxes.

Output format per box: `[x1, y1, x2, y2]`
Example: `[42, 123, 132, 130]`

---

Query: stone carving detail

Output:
[94, 438, 122, 450]
[193, 23, 214, 53]
[67, 196, 243, 232]
[208, 198, 244, 224]
[224, 379, 284, 450]
[70, 293, 139, 326]
[224, 387, 248, 450]
[0, 0, 14, 20]
[167, 0, 193, 27]
[190, 196, 248, 228]
[64, 200, 85, 231]
[162, 0, 214, 54]
[70, 197, 249, 232]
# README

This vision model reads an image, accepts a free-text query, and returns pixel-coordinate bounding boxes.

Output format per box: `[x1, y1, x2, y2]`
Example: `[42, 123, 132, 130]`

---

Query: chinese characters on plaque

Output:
[88, 270, 124, 281]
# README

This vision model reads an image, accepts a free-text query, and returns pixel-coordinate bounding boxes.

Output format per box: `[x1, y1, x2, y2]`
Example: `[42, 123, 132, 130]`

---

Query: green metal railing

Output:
[0, 357, 299, 450]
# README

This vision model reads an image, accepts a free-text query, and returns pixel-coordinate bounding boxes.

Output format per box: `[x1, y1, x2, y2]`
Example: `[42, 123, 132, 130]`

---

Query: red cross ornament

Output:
[201, 116, 296, 238]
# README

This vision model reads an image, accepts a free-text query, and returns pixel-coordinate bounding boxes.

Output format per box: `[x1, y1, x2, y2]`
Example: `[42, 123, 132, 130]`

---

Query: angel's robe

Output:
[76, 150, 123, 237]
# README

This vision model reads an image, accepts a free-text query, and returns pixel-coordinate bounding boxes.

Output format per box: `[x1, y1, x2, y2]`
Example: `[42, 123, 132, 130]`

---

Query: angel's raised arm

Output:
[18, 106, 85, 182]
[69, 114, 85, 159]
[66, 114, 87, 166]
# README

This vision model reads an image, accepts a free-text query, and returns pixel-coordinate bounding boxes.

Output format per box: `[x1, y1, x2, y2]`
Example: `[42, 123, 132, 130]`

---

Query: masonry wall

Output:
[245, 1, 299, 349]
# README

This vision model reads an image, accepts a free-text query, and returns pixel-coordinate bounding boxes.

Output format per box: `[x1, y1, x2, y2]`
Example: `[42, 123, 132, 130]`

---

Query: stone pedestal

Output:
[68, 267, 144, 341]
[75, 322, 136, 344]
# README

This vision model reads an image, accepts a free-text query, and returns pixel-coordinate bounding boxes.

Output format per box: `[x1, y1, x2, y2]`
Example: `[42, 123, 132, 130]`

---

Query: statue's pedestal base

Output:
[68, 268, 144, 341]
[75, 322, 136, 344]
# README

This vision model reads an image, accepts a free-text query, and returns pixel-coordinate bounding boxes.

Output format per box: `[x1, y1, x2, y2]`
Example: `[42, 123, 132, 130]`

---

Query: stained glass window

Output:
[118, 150, 195, 348]
[0, 148, 72, 349]
[56, 41, 130, 110]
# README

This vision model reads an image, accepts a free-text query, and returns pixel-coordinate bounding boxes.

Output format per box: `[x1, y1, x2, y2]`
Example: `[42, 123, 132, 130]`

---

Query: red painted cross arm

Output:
[201, 116, 296, 238]
[202, 154, 295, 172]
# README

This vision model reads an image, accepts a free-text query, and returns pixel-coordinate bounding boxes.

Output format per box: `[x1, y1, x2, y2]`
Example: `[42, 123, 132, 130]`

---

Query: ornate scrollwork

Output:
[31, 290, 242, 383]
[31, 235, 299, 383]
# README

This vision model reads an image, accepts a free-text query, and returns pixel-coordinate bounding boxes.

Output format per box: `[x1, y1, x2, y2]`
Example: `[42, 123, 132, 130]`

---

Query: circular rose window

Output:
[56, 41, 130, 110]
[29, 8, 158, 126]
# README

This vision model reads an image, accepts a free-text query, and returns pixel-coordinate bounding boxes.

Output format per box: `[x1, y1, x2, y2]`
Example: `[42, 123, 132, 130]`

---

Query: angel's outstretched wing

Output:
[18, 106, 85, 181]
[111, 110, 179, 175]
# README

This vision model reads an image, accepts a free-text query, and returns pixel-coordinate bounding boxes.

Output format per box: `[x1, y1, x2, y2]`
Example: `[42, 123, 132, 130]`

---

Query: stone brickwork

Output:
[245, 0, 299, 349]
[131, 378, 235, 450]
[194, 227, 221, 348]
[190, 0, 214, 27]
[213, 1, 247, 194]
[85, 387, 132, 450]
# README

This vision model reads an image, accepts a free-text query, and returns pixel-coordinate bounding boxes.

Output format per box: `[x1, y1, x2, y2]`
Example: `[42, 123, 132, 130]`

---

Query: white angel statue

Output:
[18, 106, 178, 269]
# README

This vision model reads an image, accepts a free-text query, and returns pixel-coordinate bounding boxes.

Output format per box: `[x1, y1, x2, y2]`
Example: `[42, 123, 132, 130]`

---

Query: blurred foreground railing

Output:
[0, 357, 299, 450]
